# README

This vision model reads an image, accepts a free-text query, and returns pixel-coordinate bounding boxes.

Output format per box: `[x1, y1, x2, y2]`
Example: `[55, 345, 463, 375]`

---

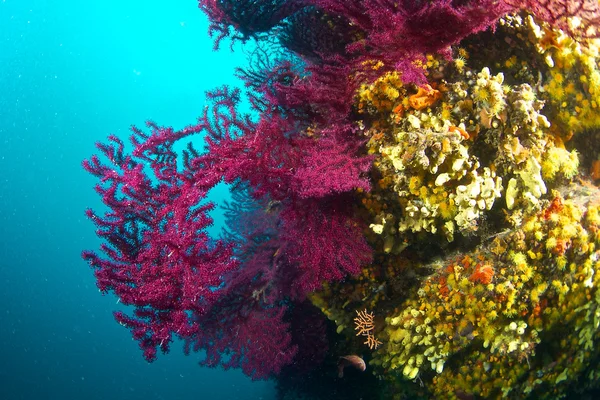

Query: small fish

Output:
[337, 355, 366, 378]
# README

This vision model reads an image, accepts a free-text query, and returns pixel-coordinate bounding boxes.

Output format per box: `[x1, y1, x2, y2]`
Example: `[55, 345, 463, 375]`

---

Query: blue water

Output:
[0, 1, 274, 399]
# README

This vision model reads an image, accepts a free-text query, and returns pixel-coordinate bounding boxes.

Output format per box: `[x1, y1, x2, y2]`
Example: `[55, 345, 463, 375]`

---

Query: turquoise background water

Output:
[0, 1, 274, 398]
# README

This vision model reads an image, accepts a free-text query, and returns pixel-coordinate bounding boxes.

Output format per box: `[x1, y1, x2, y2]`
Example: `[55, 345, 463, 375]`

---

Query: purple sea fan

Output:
[291, 129, 373, 198]
[190, 297, 298, 380]
[279, 6, 361, 61]
[310, 0, 512, 81]
[506, 0, 600, 38]
[82, 124, 238, 361]
[199, 0, 309, 48]
[279, 197, 373, 297]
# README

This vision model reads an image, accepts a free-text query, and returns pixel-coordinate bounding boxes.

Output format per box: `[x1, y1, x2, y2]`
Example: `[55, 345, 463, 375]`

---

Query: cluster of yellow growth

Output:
[356, 55, 583, 245]
[309, 10, 600, 400]
[524, 14, 600, 135]
[541, 145, 580, 181]
[473, 67, 508, 120]
[369, 188, 600, 398]
[376, 123, 502, 241]
[309, 259, 396, 337]
[309, 283, 355, 335]
[371, 252, 541, 385]
[472, 73, 565, 215]
[356, 71, 406, 114]
[360, 73, 523, 241]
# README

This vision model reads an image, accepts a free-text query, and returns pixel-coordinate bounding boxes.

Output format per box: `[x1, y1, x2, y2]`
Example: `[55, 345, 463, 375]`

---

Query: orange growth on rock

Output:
[591, 160, 600, 180]
[552, 238, 570, 256]
[469, 263, 494, 285]
[532, 298, 548, 317]
[392, 103, 405, 123]
[543, 196, 564, 220]
[449, 125, 470, 140]
[408, 84, 442, 110]
[438, 276, 449, 297]
[393, 103, 405, 116]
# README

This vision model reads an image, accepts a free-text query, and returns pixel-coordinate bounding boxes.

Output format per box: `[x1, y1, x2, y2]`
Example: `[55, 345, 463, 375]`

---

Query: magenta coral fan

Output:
[507, 0, 600, 38]
[82, 127, 238, 361]
[83, 81, 372, 377]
